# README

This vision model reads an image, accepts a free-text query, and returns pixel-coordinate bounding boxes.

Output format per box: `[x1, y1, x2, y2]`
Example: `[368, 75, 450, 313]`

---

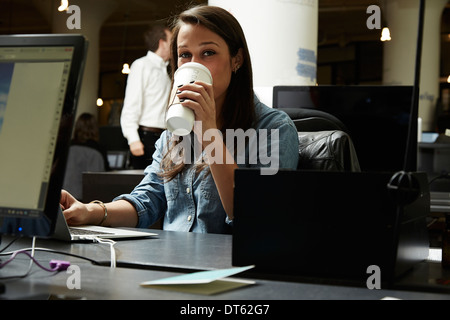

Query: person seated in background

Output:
[63, 113, 109, 201]
[60, 5, 299, 234]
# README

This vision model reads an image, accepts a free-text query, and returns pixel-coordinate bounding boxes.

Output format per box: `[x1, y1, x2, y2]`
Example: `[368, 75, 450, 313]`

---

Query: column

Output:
[33, 0, 118, 118]
[382, 0, 448, 132]
[208, 0, 318, 106]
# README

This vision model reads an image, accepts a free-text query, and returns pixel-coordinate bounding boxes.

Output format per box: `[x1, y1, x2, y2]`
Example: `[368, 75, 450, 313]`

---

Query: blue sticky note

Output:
[140, 265, 254, 286]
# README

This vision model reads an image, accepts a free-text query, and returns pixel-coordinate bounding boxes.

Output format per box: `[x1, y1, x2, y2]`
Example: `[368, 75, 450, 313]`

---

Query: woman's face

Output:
[176, 23, 241, 110]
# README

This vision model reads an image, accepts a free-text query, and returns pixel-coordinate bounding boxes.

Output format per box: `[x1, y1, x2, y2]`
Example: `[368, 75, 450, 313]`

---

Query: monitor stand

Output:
[0, 283, 4, 295]
[0, 235, 4, 295]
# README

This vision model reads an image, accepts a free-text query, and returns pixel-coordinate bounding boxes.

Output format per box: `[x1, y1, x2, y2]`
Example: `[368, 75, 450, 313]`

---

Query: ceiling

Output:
[1, 0, 449, 81]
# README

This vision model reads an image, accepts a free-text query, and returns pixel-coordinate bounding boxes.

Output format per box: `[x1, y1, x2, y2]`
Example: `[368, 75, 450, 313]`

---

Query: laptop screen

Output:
[0, 34, 87, 237]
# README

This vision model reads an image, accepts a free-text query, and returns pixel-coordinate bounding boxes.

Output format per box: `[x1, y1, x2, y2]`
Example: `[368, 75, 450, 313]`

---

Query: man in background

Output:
[120, 21, 172, 169]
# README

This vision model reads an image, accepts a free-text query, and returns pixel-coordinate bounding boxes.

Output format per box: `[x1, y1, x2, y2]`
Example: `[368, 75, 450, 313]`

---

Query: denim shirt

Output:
[114, 96, 299, 233]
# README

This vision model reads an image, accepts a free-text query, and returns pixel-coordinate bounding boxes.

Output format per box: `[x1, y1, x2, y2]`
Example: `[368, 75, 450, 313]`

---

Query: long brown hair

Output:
[72, 113, 99, 143]
[159, 5, 255, 181]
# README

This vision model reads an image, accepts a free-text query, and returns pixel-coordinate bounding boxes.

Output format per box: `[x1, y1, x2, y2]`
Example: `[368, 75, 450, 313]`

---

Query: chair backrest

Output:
[280, 107, 349, 133]
[63, 145, 106, 200]
[297, 130, 361, 171]
[280, 108, 360, 172]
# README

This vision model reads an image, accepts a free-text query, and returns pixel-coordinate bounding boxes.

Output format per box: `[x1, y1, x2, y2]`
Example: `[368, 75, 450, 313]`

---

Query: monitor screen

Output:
[107, 151, 127, 169]
[273, 85, 415, 172]
[0, 34, 87, 238]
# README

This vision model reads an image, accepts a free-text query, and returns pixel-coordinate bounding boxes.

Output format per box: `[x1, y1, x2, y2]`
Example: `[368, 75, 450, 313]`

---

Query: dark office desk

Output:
[25, 229, 233, 272]
[82, 170, 163, 229]
[82, 170, 145, 203]
[418, 142, 450, 174]
[1, 230, 450, 302]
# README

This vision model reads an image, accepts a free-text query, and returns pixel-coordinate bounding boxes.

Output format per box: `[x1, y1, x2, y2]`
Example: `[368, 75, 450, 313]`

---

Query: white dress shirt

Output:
[120, 51, 171, 145]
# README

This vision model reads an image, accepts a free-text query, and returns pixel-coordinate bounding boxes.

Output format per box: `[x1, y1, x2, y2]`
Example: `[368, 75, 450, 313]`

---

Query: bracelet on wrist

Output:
[90, 200, 108, 226]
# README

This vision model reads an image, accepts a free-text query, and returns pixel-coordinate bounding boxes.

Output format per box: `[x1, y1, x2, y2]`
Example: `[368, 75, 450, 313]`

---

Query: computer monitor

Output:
[273, 85, 415, 172]
[107, 150, 128, 170]
[99, 126, 129, 170]
[0, 34, 87, 238]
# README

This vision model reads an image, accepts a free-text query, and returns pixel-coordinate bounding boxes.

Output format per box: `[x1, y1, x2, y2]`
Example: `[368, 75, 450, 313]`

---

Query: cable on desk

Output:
[0, 236, 116, 276]
[91, 237, 116, 268]
[0, 236, 21, 253]
[0, 237, 74, 280]
[64, 235, 116, 268]
[0, 247, 101, 266]
[0, 237, 39, 280]
[0, 249, 69, 272]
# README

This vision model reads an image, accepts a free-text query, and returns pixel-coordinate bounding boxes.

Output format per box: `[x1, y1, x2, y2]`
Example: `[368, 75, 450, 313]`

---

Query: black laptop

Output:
[232, 169, 430, 286]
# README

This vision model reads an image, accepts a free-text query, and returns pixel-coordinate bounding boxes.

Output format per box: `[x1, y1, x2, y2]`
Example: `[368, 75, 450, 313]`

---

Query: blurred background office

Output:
[0, 0, 449, 164]
[63, 112, 109, 201]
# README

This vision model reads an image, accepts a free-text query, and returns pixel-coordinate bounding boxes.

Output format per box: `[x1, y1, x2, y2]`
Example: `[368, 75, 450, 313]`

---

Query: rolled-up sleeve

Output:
[113, 133, 168, 228]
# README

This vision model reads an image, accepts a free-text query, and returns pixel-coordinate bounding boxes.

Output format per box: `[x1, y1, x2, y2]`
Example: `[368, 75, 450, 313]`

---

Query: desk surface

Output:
[33, 229, 233, 272]
[1, 229, 450, 303]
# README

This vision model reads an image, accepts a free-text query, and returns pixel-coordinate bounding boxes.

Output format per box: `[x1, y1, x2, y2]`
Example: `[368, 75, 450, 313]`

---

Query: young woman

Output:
[60, 5, 299, 234]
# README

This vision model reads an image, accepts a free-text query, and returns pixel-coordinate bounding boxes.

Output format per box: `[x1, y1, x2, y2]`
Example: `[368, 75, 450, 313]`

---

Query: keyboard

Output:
[69, 227, 112, 236]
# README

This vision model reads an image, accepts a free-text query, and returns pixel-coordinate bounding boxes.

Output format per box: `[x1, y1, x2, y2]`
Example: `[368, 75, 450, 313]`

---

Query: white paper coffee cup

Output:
[165, 103, 195, 136]
[166, 62, 213, 136]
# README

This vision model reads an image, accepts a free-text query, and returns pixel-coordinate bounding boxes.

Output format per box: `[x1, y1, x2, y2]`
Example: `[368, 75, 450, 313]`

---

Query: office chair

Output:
[280, 107, 349, 133]
[296, 130, 360, 171]
[280, 107, 360, 172]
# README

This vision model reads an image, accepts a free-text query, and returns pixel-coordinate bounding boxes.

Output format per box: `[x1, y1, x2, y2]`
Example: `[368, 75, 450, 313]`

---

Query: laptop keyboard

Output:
[69, 227, 113, 236]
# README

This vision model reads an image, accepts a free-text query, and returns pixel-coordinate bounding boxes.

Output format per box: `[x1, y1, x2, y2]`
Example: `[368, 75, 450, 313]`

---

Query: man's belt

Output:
[139, 126, 164, 134]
